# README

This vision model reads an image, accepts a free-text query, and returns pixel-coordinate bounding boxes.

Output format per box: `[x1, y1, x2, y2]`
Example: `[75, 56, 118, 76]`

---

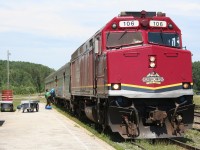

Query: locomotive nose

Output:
[107, 45, 193, 98]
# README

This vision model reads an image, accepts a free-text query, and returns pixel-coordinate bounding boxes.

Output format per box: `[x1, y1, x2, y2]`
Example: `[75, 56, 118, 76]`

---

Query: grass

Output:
[184, 129, 200, 148]
[194, 95, 200, 105]
[133, 140, 179, 150]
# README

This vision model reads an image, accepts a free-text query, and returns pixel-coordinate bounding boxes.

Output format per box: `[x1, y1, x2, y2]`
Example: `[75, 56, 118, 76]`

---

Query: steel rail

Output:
[195, 105, 200, 110]
[192, 127, 200, 132]
[194, 122, 200, 125]
[131, 141, 147, 150]
[169, 138, 200, 150]
[194, 112, 200, 117]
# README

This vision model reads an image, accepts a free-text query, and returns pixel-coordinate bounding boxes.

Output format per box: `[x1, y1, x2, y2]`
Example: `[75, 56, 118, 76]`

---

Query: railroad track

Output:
[171, 107, 200, 149]
[169, 138, 200, 150]
[131, 141, 147, 150]
[194, 111, 200, 127]
[194, 106, 200, 130]
[194, 111, 200, 117]
[130, 138, 200, 150]
[195, 105, 200, 110]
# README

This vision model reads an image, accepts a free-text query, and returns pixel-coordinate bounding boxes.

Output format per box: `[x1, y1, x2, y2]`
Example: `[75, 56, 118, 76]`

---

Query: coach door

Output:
[94, 36, 106, 97]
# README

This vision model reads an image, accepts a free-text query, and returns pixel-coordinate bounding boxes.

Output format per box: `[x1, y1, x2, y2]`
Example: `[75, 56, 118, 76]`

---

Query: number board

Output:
[119, 20, 139, 27]
[149, 20, 167, 27]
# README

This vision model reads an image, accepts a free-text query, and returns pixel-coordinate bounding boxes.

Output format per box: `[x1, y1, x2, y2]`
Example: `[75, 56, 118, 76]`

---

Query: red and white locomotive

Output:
[45, 11, 194, 139]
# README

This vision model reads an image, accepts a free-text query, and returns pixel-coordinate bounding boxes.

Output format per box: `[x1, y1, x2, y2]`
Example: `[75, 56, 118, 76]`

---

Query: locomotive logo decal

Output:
[142, 71, 164, 84]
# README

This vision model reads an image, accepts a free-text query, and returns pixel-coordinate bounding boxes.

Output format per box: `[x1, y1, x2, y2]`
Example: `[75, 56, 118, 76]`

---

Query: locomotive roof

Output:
[119, 11, 157, 17]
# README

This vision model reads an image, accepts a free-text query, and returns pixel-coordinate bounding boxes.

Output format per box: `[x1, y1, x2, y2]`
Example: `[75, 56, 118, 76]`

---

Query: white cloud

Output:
[0, 0, 199, 38]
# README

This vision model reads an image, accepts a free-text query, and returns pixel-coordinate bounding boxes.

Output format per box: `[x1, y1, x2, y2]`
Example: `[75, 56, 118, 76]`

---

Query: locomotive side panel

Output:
[88, 50, 94, 94]
[71, 57, 81, 95]
[80, 51, 94, 95]
[96, 54, 107, 96]
[71, 42, 95, 97]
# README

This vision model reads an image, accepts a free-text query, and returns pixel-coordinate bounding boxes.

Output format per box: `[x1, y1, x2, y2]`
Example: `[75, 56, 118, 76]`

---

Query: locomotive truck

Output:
[45, 10, 194, 139]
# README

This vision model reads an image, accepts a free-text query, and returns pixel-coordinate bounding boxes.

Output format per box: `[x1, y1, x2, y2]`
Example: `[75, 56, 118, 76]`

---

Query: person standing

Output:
[50, 88, 56, 104]
[45, 89, 51, 108]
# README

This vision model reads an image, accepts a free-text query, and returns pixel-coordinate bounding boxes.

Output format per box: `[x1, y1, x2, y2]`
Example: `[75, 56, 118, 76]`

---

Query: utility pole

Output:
[7, 50, 11, 89]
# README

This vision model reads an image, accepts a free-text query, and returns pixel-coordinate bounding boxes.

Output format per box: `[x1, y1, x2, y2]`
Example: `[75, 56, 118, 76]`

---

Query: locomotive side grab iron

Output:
[45, 10, 194, 139]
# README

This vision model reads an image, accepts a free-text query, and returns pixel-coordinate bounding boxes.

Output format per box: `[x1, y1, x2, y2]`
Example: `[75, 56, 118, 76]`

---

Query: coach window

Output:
[106, 31, 143, 49]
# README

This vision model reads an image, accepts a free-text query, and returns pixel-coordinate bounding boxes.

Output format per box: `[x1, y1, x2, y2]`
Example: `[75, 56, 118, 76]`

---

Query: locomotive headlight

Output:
[149, 56, 156, 62]
[149, 55, 156, 68]
[182, 82, 191, 89]
[112, 23, 117, 29]
[111, 83, 121, 90]
[150, 62, 156, 68]
[168, 23, 173, 29]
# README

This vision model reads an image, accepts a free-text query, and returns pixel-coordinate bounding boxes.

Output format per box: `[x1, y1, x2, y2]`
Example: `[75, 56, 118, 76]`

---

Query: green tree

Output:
[193, 61, 200, 91]
[0, 60, 54, 94]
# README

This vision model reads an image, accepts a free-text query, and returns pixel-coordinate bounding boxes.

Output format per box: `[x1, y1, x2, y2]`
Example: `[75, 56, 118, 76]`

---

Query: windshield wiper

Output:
[107, 41, 143, 49]
[159, 31, 164, 44]
[106, 32, 110, 41]
[118, 30, 127, 40]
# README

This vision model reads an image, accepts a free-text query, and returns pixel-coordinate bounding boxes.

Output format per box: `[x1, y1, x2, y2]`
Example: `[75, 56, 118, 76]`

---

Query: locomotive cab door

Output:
[94, 36, 107, 97]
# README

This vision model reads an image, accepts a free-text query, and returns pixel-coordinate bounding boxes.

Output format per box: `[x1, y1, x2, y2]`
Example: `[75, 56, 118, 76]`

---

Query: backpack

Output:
[45, 92, 51, 99]
[50, 89, 56, 97]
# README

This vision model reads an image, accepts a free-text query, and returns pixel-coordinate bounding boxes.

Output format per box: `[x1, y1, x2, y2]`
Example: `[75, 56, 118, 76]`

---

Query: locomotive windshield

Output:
[148, 32, 180, 48]
[106, 32, 143, 49]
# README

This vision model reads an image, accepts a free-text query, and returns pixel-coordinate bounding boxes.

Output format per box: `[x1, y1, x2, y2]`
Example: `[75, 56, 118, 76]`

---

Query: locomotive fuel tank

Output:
[84, 106, 97, 123]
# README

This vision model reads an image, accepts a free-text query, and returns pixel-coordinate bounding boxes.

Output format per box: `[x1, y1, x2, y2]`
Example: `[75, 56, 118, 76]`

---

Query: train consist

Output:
[45, 11, 194, 139]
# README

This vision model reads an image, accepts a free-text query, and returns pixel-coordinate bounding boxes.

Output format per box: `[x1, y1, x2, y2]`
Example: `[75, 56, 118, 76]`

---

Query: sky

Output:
[0, 0, 200, 70]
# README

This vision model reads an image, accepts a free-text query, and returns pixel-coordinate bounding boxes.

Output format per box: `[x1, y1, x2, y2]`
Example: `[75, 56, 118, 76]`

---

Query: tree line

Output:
[193, 61, 200, 92]
[0, 60, 54, 94]
[0, 60, 200, 95]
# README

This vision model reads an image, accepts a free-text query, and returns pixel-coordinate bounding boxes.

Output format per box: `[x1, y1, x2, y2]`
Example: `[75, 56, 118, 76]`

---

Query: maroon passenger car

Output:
[45, 11, 194, 139]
